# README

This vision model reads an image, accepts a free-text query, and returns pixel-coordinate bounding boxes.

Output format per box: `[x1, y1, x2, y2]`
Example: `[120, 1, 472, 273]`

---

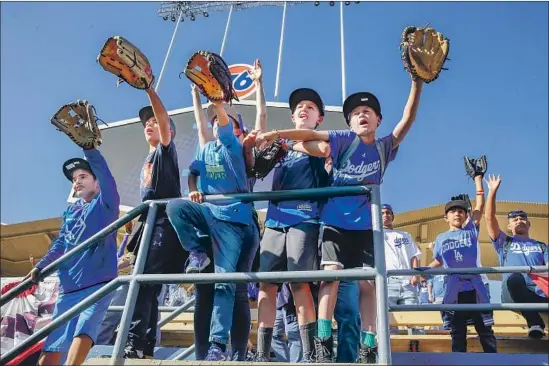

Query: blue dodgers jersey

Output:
[433, 220, 480, 292]
[320, 130, 398, 230]
[492, 231, 548, 297]
[265, 149, 327, 228]
[35, 149, 120, 294]
[190, 123, 252, 225]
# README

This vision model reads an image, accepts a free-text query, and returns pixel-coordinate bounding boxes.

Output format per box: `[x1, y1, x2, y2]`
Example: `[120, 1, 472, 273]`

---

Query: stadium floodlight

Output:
[158, 1, 303, 22]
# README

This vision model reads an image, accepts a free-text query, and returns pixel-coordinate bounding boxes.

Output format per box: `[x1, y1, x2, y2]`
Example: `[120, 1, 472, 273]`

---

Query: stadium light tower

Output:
[155, 1, 302, 93]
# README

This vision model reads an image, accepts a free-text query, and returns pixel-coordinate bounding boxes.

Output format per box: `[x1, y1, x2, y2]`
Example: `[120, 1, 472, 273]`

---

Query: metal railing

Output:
[1, 184, 547, 365]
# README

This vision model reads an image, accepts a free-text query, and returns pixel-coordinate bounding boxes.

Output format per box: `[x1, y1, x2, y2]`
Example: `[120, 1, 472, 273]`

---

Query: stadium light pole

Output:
[274, 1, 288, 101]
[220, 4, 234, 57]
[155, 8, 184, 93]
[340, 0, 347, 102]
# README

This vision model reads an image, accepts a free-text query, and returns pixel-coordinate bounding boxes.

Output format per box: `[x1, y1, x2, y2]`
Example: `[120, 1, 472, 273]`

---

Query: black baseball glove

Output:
[464, 155, 487, 179]
[249, 138, 288, 179]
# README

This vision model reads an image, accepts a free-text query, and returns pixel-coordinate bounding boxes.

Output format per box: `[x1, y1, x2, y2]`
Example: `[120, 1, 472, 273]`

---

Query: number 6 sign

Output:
[228, 64, 257, 100]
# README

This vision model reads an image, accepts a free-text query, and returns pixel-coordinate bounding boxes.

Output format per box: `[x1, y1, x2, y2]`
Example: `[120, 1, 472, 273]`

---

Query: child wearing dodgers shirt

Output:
[484, 174, 548, 339]
[256, 78, 424, 363]
[430, 186, 497, 353]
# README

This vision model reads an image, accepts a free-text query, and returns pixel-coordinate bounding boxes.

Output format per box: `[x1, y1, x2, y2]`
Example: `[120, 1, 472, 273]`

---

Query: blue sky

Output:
[1, 1, 547, 224]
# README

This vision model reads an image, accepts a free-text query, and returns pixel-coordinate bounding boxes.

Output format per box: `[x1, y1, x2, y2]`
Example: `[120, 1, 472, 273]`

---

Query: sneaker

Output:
[185, 252, 211, 273]
[357, 345, 377, 364]
[205, 344, 228, 361]
[528, 325, 545, 339]
[123, 346, 144, 359]
[300, 351, 315, 363]
[313, 336, 334, 363]
[251, 352, 270, 362]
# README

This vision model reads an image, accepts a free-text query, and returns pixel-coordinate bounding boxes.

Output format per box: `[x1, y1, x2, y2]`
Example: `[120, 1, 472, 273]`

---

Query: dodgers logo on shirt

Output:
[229, 64, 257, 100]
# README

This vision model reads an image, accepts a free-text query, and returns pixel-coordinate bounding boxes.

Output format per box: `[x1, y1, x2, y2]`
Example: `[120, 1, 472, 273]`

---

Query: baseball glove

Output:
[249, 138, 288, 179]
[400, 24, 450, 83]
[97, 36, 154, 89]
[51, 100, 103, 149]
[182, 50, 238, 103]
[464, 155, 488, 179]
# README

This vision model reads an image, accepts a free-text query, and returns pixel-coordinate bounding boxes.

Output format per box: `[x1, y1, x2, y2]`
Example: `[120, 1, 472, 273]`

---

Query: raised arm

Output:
[84, 148, 120, 211]
[191, 85, 214, 147]
[292, 141, 331, 158]
[145, 87, 172, 147]
[391, 79, 423, 149]
[484, 174, 503, 241]
[470, 175, 485, 226]
[250, 59, 267, 132]
[257, 129, 329, 147]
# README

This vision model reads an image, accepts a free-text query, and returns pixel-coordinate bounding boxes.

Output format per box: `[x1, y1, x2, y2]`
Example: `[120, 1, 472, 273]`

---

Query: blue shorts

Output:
[43, 282, 114, 353]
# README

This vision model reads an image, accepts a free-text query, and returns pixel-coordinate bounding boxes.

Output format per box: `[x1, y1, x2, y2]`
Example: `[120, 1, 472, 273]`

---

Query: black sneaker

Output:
[123, 346, 144, 359]
[313, 336, 334, 363]
[357, 344, 377, 364]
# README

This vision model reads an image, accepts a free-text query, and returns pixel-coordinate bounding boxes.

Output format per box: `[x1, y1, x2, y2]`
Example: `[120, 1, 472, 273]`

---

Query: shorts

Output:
[43, 282, 114, 353]
[387, 278, 419, 306]
[259, 222, 320, 273]
[320, 225, 374, 269]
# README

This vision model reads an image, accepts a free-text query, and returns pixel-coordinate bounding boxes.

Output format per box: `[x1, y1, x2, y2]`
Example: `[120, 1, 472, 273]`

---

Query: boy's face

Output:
[292, 100, 323, 130]
[348, 105, 381, 136]
[72, 169, 98, 200]
[445, 208, 467, 227]
[144, 117, 160, 145]
[507, 215, 530, 235]
[211, 116, 244, 141]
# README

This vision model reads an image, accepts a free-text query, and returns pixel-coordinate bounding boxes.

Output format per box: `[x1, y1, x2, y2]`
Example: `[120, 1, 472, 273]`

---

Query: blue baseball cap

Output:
[382, 204, 393, 213]
[139, 106, 176, 137]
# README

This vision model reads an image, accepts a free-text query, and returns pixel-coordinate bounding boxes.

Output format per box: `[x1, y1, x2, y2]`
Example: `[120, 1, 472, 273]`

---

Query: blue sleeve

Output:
[544, 244, 548, 265]
[328, 130, 355, 169]
[189, 144, 205, 175]
[84, 148, 120, 213]
[379, 133, 399, 164]
[35, 210, 69, 270]
[217, 123, 240, 153]
[491, 231, 507, 255]
[433, 238, 443, 263]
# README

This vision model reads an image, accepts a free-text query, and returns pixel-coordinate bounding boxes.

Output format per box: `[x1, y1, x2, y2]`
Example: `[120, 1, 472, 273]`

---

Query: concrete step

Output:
[85, 351, 549, 365]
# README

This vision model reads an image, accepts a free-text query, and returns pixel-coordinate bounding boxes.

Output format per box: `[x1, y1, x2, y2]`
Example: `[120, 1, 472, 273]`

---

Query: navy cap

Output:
[139, 106, 176, 137]
[289, 88, 325, 116]
[63, 158, 95, 182]
[382, 204, 394, 213]
[445, 200, 468, 214]
[508, 210, 528, 220]
[342, 92, 382, 125]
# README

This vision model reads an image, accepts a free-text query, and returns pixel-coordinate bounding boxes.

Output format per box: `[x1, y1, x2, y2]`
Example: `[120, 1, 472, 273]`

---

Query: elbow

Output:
[319, 142, 331, 158]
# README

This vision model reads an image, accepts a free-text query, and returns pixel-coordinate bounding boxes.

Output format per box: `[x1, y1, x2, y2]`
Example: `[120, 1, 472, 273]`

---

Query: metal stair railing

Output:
[0, 185, 373, 365]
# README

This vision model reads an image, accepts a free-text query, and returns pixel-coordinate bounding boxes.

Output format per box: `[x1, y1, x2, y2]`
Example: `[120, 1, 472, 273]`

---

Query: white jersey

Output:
[384, 228, 422, 283]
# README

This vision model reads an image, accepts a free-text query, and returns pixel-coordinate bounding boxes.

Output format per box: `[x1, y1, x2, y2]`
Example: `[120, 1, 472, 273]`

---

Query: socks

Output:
[317, 318, 332, 339]
[299, 321, 317, 355]
[257, 327, 273, 355]
[361, 331, 377, 347]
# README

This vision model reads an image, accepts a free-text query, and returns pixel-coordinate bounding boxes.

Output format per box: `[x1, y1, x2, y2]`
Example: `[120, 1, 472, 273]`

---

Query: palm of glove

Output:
[97, 36, 154, 90]
[250, 138, 288, 179]
[51, 100, 102, 149]
[184, 51, 238, 104]
[464, 155, 488, 179]
[400, 25, 450, 83]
